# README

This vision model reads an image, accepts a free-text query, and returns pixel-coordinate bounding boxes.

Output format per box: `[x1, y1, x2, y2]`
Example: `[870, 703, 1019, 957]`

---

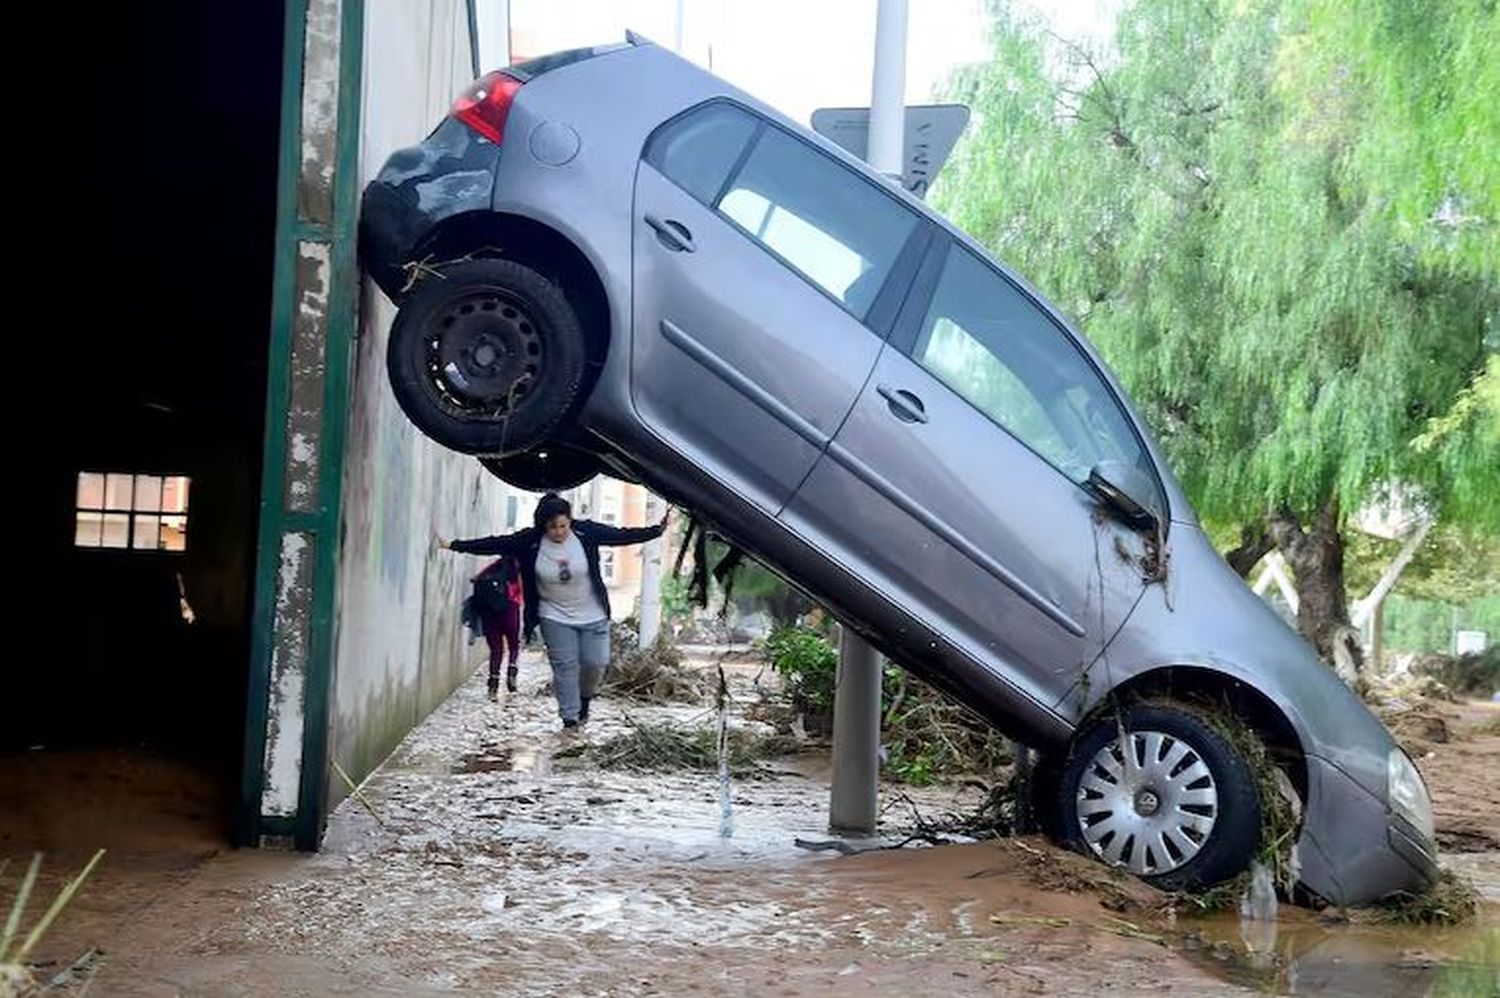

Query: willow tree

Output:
[1279, 0, 1500, 533]
[936, 0, 1498, 662]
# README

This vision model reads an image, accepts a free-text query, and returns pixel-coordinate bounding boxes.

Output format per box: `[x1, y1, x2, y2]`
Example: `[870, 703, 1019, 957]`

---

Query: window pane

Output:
[162, 476, 191, 514]
[720, 188, 771, 235]
[132, 514, 161, 549]
[648, 103, 758, 205]
[922, 316, 1071, 465]
[104, 473, 134, 511]
[161, 515, 189, 552]
[101, 512, 130, 549]
[719, 127, 917, 319]
[77, 472, 105, 509]
[914, 246, 1151, 489]
[134, 475, 163, 512]
[75, 512, 103, 547]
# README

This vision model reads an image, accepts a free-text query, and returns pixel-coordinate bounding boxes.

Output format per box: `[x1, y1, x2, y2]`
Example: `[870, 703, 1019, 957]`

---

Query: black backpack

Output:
[472, 558, 516, 615]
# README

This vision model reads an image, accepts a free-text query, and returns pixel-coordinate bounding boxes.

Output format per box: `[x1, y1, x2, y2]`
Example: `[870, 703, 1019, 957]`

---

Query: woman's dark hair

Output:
[533, 492, 572, 531]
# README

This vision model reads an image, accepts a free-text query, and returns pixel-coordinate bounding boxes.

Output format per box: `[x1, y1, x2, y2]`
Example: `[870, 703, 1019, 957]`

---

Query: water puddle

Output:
[454, 739, 554, 775]
[454, 749, 515, 773]
[1181, 909, 1498, 995]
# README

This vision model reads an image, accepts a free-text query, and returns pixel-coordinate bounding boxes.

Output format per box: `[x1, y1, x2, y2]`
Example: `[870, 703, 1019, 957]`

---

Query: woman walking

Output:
[440, 493, 668, 728]
[471, 554, 523, 698]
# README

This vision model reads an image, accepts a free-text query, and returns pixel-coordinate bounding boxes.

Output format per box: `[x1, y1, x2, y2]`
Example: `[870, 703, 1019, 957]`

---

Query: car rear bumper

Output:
[359, 118, 502, 300]
[1296, 754, 1439, 906]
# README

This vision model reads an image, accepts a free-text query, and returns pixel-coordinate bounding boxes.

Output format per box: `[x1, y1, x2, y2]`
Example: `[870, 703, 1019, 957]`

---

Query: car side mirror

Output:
[1086, 461, 1163, 532]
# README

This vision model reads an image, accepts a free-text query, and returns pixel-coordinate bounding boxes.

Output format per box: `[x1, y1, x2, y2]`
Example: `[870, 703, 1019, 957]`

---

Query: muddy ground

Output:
[4, 652, 1498, 996]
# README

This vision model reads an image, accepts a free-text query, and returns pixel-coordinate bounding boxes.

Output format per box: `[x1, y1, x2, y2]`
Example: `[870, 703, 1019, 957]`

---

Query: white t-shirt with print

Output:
[534, 530, 607, 625]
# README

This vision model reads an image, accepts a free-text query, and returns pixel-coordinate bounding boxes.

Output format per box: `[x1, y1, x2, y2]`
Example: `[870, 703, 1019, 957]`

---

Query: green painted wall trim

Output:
[294, 0, 367, 852]
[238, 0, 367, 851]
[238, 0, 312, 849]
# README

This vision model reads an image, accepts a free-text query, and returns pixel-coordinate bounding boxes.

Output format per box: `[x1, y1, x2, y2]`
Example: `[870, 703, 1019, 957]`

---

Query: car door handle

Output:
[877, 384, 928, 424]
[644, 214, 695, 252]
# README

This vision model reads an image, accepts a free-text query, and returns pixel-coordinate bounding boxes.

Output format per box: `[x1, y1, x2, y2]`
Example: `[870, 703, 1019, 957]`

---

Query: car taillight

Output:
[451, 71, 522, 143]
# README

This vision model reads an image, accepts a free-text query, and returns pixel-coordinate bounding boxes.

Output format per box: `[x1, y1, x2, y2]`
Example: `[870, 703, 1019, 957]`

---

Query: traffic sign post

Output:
[811, 104, 970, 199]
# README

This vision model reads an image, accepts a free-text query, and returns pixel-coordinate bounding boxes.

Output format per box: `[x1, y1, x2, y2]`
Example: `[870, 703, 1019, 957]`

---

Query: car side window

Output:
[644, 102, 759, 206]
[716, 126, 918, 320]
[913, 244, 1159, 497]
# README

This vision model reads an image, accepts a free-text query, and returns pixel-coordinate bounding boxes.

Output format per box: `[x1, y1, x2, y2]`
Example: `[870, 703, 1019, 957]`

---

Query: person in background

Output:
[439, 493, 669, 729]
[471, 554, 523, 698]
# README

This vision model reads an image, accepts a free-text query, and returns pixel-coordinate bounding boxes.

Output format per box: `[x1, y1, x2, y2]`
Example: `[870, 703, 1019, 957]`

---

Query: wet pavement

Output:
[9, 651, 1499, 996]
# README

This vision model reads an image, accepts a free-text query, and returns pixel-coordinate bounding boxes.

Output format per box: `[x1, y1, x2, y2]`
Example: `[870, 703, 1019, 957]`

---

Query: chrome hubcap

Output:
[1077, 729, 1219, 875]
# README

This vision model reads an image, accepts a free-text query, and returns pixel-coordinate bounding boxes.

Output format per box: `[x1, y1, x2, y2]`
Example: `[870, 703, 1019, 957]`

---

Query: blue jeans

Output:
[539, 617, 610, 722]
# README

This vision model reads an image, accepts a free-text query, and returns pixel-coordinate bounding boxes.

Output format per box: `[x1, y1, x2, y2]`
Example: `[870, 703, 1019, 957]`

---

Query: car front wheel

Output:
[1054, 703, 1263, 892]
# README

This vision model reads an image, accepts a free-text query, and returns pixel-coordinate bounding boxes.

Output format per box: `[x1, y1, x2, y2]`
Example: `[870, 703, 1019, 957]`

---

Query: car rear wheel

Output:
[386, 259, 588, 455]
[1054, 703, 1262, 892]
[479, 442, 603, 492]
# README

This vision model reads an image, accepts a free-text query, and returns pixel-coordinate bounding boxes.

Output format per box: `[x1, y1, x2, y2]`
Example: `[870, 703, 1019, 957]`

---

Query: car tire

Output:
[479, 442, 603, 492]
[1053, 702, 1262, 892]
[1025, 751, 1066, 839]
[386, 259, 588, 455]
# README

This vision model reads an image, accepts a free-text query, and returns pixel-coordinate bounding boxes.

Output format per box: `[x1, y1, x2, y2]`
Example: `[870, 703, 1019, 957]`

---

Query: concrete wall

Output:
[329, 0, 513, 787]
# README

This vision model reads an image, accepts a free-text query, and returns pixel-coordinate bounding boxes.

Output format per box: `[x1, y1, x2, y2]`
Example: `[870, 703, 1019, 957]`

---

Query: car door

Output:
[631, 100, 925, 516]
[782, 234, 1164, 709]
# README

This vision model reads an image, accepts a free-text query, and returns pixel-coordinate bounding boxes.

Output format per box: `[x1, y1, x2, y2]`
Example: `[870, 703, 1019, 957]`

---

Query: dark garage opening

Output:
[5, 2, 286, 854]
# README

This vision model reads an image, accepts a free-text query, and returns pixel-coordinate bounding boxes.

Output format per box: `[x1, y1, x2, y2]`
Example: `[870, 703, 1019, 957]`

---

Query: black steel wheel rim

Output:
[420, 287, 546, 419]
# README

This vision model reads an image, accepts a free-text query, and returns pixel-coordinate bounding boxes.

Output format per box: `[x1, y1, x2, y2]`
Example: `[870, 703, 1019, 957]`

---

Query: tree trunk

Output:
[1269, 500, 1363, 677]
[765, 588, 814, 629]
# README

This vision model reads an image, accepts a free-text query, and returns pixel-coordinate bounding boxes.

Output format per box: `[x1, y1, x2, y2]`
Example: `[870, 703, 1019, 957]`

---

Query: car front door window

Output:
[913, 244, 1159, 502]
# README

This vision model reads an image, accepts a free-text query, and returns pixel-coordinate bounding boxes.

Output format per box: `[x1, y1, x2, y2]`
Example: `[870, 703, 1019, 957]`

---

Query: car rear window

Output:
[718, 126, 918, 320]
[645, 100, 921, 323]
[645, 103, 760, 205]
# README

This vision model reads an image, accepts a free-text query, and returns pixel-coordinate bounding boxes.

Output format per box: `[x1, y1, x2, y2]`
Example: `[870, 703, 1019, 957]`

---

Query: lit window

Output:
[75, 472, 191, 551]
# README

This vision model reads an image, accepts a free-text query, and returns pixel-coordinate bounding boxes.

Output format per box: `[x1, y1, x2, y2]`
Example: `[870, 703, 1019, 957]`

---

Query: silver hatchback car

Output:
[360, 34, 1438, 905]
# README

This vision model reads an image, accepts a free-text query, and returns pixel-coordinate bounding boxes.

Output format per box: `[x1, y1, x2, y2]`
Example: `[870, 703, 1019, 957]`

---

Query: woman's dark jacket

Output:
[450, 520, 664, 641]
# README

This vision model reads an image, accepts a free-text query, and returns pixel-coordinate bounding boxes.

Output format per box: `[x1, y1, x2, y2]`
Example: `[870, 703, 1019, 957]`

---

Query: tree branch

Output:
[1223, 522, 1275, 578]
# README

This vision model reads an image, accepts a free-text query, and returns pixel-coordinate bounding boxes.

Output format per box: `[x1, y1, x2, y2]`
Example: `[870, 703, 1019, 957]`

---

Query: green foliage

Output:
[1383, 594, 1460, 655]
[1278, 0, 1500, 277]
[762, 624, 839, 713]
[760, 627, 1011, 784]
[659, 574, 693, 627]
[880, 666, 1013, 785]
[1381, 593, 1500, 656]
[1346, 525, 1500, 606]
[935, 0, 1498, 534]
